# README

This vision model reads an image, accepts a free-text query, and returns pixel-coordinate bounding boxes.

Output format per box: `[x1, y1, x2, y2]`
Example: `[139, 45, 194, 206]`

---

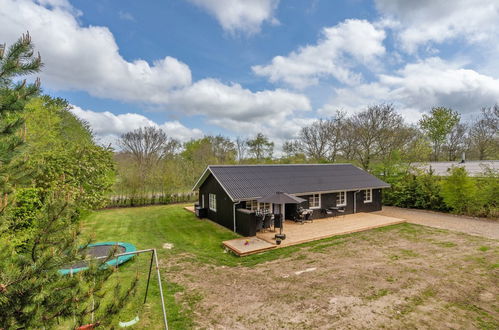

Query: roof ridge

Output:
[209, 163, 353, 167]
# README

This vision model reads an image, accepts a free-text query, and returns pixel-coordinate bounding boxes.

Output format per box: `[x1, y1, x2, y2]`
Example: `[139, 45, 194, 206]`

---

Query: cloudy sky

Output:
[1, 0, 499, 148]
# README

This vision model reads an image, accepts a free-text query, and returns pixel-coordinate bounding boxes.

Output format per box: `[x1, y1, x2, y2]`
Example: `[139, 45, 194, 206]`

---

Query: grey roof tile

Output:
[200, 164, 390, 201]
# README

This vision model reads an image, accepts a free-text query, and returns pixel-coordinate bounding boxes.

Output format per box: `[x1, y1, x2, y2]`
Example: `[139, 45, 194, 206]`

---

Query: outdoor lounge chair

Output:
[335, 206, 345, 218]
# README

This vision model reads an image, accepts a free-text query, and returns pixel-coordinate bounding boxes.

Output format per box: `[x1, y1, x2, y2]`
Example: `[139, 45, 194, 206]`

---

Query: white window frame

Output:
[336, 191, 346, 207]
[201, 194, 205, 208]
[209, 193, 217, 212]
[363, 189, 372, 203]
[245, 200, 258, 211]
[246, 200, 272, 213]
[258, 202, 272, 213]
[308, 193, 321, 209]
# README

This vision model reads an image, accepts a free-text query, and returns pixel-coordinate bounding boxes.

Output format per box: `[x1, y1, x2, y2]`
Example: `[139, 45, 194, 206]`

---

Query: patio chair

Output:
[263, 214, 273, 231]
[256, 215, 264, 231]
[303, 210, 314, 222]
[322, 208, 334, 217]
[293, 210, 305, 224]
[336, 206, 345, 218]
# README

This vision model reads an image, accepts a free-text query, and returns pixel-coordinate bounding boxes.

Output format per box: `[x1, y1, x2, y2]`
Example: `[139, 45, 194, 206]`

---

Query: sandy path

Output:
[377, 206, 499, 239]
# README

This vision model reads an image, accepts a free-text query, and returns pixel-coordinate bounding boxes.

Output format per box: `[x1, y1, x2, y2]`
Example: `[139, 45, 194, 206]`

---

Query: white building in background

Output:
[413, 160, 499, 177]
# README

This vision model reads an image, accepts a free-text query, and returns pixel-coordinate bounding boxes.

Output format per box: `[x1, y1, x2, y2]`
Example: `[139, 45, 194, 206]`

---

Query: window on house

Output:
[336, 191, 346, 206]
[309, 194, 320, 209]
[209, 193, 217, 212]
[258, 202, 272, 212]
[245, 200, 258, 211]
[364, 189, 372, 203]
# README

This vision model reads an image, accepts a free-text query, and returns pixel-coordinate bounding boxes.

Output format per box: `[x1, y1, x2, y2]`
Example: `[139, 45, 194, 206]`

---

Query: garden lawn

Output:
[80, 204, 305, 329]
[81, 204, 499, 329]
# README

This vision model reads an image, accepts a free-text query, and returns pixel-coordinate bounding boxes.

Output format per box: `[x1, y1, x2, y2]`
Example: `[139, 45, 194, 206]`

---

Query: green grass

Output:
[78, 204, 326, 328]
[84, 204, 315, 267]
[79, 204, 419, 328]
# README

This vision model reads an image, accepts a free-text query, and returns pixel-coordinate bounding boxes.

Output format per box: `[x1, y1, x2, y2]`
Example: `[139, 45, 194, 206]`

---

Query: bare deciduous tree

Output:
[346, 104, 409, 170]
[118, 126, 178, 181]
[235, 137, 248, 163]
[209, 135, 236, 163]
[469, 105, 499, 160]
[282, 140, 302, 158]
[163, 138, 181, 159]
[298, 111, 345, 162]
[299, 119, 331, 161]
[444, 123, 468, 161]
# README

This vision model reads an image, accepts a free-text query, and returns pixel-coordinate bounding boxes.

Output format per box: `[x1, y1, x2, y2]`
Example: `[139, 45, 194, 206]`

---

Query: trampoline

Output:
[59, 241, 137, 275]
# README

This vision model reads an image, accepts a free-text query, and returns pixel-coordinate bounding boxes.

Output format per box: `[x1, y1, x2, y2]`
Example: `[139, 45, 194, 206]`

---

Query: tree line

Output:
[114, 104, 499, 202]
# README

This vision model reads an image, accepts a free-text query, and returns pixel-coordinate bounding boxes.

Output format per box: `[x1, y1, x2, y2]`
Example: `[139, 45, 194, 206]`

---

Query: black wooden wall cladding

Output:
[199, 174, 235, 231]
[292, 189, 382, 219]
[199, 174, 383, 235]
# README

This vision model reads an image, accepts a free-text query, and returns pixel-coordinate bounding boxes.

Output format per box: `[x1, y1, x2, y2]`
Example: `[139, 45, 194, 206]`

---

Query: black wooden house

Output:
[192, 164, 390, 236]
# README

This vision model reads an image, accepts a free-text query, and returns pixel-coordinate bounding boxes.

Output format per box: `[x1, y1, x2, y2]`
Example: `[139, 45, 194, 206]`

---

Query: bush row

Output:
[382, 167, 498, 218]
[105, 192, 198, 208]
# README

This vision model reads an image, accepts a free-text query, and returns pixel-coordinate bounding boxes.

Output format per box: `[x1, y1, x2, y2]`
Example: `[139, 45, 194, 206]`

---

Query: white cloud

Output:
[380, 57, 499, 113]
[166, 78, 311, 121]
[319, 57, 499, 122]
[118, 11, 135, 21]
[0, 0, 312, 133]
[208, 115, 316, 156]
[70, 106, 203, 145]
[187, 0, 279, 35]
[252, 19, 386, 88]
[375, 0, 499, 53]
[0, 0, 192, 103]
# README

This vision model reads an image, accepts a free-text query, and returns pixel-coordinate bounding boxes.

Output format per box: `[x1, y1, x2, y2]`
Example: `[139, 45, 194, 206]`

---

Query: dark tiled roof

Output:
[195, 164, 390, 201]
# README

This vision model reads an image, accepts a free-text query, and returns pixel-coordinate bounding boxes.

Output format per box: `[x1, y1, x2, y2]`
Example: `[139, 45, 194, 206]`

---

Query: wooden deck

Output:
[256, 212, 406, 248]
[222, 237, 276, 256]
[223, 212, 405, 256]
[184, 205, 195, 214]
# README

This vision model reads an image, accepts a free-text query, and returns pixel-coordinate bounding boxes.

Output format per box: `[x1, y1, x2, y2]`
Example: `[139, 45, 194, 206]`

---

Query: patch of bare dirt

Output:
[164, 225, 499, 329]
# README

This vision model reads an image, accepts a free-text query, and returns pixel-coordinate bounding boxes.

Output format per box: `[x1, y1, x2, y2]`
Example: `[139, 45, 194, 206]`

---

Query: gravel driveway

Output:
[377, 206, 499, 240]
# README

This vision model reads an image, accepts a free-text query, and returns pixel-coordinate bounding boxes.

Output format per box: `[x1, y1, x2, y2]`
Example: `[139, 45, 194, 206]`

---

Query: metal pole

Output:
[233, 202, 237, 233]
[153, 249, 169, 330]
[87, 248, 168, 329]
[143, 251, 154, 304]
[92, 248, 156, 260]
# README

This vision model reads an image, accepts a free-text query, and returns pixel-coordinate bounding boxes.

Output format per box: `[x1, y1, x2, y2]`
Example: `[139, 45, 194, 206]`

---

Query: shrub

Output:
[8, 188, 43, 231]
[440, 167, 478, 214]
[7, 188, 43, 250]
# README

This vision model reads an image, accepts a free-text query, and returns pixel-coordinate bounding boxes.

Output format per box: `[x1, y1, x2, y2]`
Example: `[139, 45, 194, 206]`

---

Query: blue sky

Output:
[1, 0, 499, 149]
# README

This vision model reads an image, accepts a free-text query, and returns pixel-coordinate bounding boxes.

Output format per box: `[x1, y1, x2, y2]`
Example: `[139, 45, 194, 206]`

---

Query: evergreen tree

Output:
[0, 34, 134, 329]
[0, 32, 41, 205]
[247, 133, 274, 160]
